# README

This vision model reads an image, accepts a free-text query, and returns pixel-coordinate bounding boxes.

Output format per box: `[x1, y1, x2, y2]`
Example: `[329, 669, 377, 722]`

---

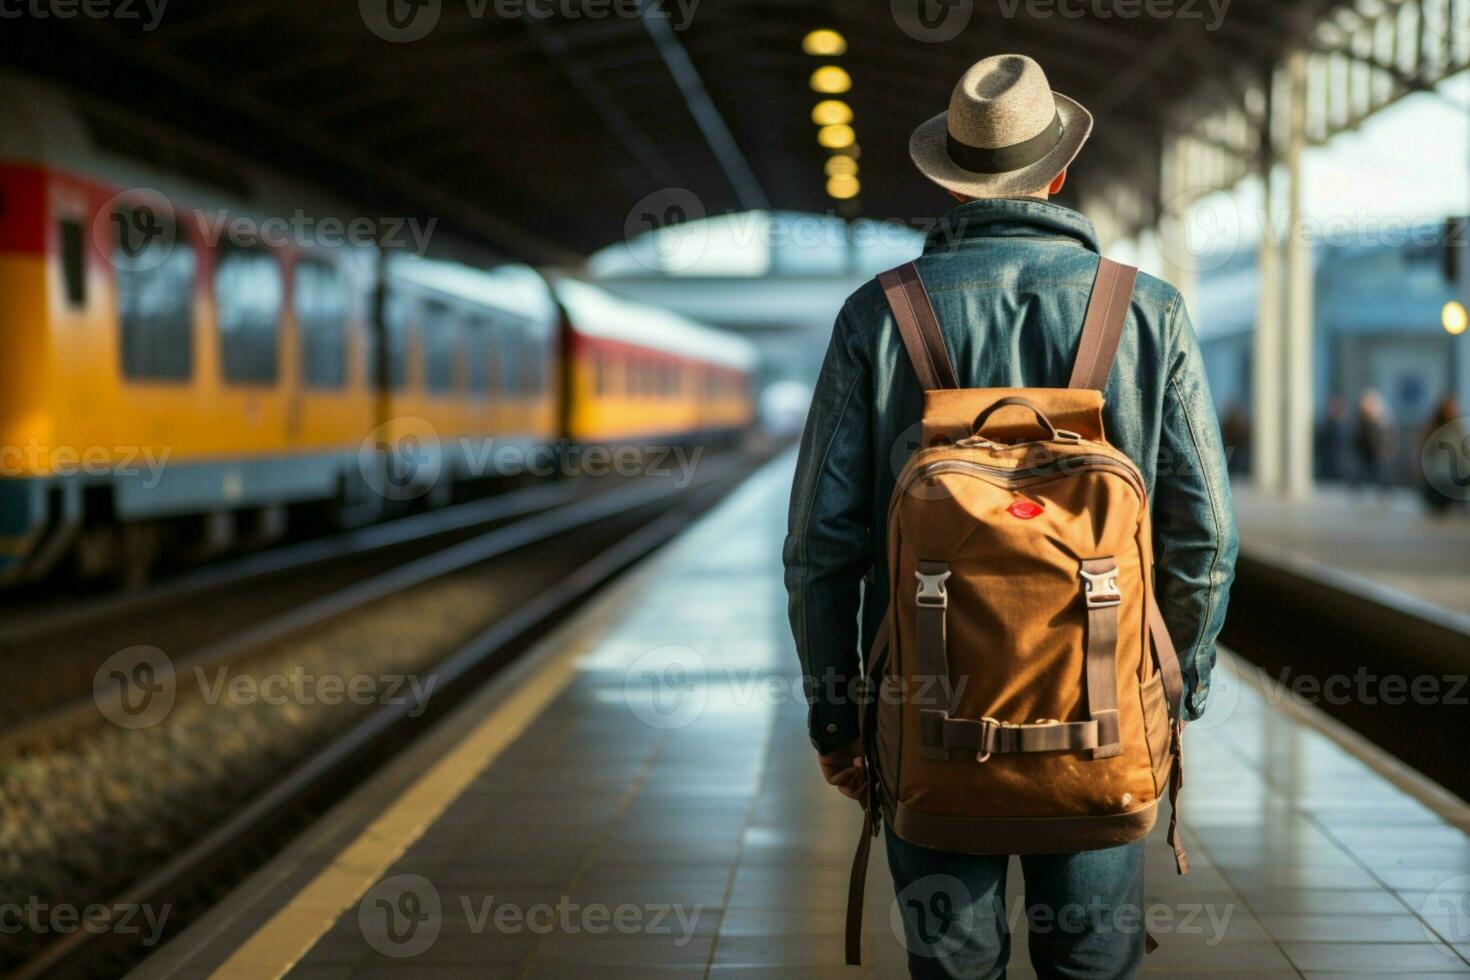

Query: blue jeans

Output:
[885, 828, 1146, 979]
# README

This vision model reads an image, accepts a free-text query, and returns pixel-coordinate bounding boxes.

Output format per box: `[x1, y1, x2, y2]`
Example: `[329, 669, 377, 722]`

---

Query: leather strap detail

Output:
[879, 263, 959, 391]
[1146, 590, 1185, 722]
[845, 806, 878, 965]
[1080, 557, 1124, 760]
[937, 715, 1103, 755]
[1145, 589, 1190, 875]
[1068, 258, 1138, 391]
[914, 560, 954, 759]
[1167, 721, 1189, 874]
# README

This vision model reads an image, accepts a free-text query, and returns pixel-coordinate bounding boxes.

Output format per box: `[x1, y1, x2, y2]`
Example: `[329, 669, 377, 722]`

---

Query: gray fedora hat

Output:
[910, 54, 1093, 198]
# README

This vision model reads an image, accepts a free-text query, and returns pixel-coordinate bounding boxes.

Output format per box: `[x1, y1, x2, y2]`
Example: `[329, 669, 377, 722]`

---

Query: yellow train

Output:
[0, 80, 756, 585]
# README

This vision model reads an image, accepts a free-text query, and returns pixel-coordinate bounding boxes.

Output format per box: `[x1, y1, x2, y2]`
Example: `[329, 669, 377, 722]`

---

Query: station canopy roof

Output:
[7, 0, 1355, 263]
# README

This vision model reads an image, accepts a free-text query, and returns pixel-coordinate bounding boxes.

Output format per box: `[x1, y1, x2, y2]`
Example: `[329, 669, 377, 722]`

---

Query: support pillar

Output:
[1282, 49, 1315, 500]
[1252, 70, 1283, 494]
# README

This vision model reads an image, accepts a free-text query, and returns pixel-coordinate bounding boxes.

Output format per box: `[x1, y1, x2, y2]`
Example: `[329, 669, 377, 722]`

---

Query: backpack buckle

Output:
[1079, 566, 1122, 608]
[914, 570, 951, 609]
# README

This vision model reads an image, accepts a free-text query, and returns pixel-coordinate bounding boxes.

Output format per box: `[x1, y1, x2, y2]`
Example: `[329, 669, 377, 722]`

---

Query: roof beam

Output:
[638, 0, 769, 210]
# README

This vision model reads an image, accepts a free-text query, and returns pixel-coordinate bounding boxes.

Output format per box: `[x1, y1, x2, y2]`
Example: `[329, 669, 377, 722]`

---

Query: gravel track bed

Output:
[0, 542, 577, 969]
[0, 508, 557, 728]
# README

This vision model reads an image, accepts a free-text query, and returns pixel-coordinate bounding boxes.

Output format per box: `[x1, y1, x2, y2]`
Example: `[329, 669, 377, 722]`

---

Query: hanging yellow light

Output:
[802, 29, 847, 56]
[817, 124, 856, 149]
[827, 174, 861, 200]
[811, 99, 852, 126]
[810, 65, 852, 94]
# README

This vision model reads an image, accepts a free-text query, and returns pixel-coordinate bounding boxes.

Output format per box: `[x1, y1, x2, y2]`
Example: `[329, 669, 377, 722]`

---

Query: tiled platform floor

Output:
[1233, 483, 1470, 623]
[220, 454, 1469, 978]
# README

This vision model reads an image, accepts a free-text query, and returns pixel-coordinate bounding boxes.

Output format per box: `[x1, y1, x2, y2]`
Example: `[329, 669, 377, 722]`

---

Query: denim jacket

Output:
[783, 198, 1238, 754]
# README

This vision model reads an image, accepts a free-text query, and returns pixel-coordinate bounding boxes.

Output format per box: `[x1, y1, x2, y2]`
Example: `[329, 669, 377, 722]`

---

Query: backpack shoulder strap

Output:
[1068, 257, 1138, 390]
[879, 262, 959, 391]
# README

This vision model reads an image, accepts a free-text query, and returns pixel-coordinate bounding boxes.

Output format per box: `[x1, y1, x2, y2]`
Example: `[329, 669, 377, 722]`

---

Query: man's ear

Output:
[1048, 169, 1067, 195]
[948, 189, 972, 204]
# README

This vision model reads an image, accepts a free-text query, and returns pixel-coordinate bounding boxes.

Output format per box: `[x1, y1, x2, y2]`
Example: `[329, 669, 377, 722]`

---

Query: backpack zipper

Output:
[900, 453, 1148, 503]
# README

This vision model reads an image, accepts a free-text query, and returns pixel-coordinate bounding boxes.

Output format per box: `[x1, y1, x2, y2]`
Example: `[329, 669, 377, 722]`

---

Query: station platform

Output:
[1232, 483, 1470, 629]
[143, 453, 1470, 979]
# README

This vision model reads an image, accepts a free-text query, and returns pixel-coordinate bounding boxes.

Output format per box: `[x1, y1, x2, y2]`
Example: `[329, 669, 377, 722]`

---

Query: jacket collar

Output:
[922, 198, 1100, 255]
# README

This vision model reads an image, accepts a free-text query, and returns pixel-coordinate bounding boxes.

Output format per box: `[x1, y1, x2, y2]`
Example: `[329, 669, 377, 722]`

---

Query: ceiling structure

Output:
[3, 0, 1465, 265]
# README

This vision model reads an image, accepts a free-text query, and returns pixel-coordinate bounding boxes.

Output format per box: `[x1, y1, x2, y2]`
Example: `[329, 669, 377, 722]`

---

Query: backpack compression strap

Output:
[879, 263, 959, 391]
[1068, 257, 1138, 390]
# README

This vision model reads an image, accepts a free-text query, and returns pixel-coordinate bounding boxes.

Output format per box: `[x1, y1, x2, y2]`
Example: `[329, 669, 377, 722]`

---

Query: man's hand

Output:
[819, 738, 867, 802]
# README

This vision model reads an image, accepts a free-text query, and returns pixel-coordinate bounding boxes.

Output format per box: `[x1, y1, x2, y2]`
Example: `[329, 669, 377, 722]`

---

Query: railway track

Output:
[3, 449, 766, 979]
[1220, 552, 1470, 802]
[0, 473, 636, 738]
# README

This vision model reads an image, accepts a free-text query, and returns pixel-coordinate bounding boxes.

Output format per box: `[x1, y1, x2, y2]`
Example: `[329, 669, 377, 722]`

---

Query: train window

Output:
[215, 242, 282, 383]
[522, 336, 542, 393]
[115, 206, 194, 381]
[295, 259, 347, 388]
[368, 292, 410, 389]
[464, 317, 491, 394]
[60, 218, 86, 308]
[593, 353, 606, 395]
[500, 325, 521, 395]
[422, 300, 458, 393]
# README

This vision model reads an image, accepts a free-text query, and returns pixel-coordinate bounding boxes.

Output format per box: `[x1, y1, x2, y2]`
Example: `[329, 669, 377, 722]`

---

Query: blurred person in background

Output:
[1315, 395, 1352, 482]
[1420, 394, 1468, 516]
[1353, 388, 1396, 500]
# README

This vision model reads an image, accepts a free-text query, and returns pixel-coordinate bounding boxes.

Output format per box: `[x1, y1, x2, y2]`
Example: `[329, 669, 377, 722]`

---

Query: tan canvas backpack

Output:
[845, 259, 1189, 965]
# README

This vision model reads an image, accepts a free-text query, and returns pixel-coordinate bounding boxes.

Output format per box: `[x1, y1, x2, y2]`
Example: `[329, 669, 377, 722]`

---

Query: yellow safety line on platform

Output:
[210, 640, 585, 979]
